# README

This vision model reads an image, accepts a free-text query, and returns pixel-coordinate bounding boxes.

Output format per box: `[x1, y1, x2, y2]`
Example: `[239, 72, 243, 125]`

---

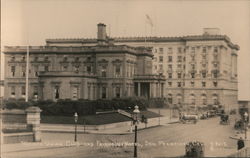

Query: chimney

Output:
[203, 28, 220, 35]
[97, 23, 107, 45]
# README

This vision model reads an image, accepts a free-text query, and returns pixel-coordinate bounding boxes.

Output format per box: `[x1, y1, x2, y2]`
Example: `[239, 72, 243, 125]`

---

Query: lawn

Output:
[41, 110, 161, 125]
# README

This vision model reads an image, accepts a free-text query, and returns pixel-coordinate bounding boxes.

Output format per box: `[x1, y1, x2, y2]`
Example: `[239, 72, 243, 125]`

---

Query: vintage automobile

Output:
[220, 114, 230, 125]
[180, 114, 199, 124]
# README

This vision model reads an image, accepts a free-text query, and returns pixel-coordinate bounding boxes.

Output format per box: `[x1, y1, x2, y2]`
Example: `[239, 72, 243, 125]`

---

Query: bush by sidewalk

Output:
[3, 97, 149, 116]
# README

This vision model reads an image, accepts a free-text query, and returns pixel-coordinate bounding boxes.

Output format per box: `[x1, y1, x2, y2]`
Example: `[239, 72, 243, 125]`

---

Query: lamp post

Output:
[244, 112, 248, 140]
[133, 105, 140, 158]
[74, 112, 78, 142]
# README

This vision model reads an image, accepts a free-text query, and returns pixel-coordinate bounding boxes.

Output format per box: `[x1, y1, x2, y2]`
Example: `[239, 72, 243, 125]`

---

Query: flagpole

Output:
[25, 45, 29, 102]
[144, 19, 147, 44]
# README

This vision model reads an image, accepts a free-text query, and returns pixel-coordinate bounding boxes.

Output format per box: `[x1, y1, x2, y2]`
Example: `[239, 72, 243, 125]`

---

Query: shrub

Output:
[3, 97, 149, 116]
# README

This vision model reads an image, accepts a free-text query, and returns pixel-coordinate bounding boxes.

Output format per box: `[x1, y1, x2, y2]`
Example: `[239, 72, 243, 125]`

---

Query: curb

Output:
[3, 143, 83, 154]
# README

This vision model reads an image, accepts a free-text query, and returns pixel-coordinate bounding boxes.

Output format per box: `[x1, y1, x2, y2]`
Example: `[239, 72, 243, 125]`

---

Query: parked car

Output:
[181, 114, 199, 124]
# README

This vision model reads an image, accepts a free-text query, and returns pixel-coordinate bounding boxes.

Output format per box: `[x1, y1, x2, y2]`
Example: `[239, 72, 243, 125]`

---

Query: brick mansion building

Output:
[3, 23, 239, 110]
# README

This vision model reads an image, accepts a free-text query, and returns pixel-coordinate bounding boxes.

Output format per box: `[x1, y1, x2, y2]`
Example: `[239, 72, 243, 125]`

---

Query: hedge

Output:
[3, 97, 150, 116]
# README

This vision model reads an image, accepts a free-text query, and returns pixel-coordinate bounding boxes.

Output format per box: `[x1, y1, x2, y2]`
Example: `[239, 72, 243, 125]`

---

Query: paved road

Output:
[2, 116, 238, 158]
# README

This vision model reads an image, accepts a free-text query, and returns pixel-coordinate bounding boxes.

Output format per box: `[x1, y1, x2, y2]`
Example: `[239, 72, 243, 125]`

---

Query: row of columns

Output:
[137, 82, 164, 98]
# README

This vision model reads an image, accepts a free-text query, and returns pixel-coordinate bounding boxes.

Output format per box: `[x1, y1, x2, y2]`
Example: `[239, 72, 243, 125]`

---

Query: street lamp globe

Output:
[133, 105, 140, 114]
[74, 112, 78, 123]
[244, 112, 248, 122]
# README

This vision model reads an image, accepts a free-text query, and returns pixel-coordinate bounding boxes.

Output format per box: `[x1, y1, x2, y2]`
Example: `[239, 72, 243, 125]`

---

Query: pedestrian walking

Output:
[237, 137, 245, 150]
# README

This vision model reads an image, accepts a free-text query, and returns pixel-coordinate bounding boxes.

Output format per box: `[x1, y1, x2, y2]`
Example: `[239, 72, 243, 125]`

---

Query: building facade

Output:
[4, 24, 239, 111]
[3, 24, 165, 101]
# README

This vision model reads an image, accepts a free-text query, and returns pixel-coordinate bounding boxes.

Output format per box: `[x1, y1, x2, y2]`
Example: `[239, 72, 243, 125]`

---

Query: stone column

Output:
[26, 106, 42, 142]
[138, 83, 141, 97]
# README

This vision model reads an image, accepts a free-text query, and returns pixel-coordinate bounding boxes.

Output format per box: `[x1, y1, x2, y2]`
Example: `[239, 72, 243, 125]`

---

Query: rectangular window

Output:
[168, 64, 172, 70]
[62, 65, 68, 71]
[191, 81, 195, 87]
[88, 86, 91, 99]
[213, 72, 218, 78]
[178, 47, 182, 53]
[115, 65, 121, 77]
[202, 82, 206, 87]
[159, 56, 163, 62]
[22, 66, 26, 77]
[168, 82, 172, 87]
[44, 65, 49, 72]
[168, 56, 172, 62]
[11, 86, 15, 97]
[213, 81, 218, 87]
[191, 73, 195, 78]
[34, 56, 38, 61]
[202, 53, 206, 60]
[191, 64, 195, 70]
[54, 86, 60, 99]
[191, 55, 195, 61]
[202, 47, 207, 53]
[177, 73, 182, 79]
[44, 56, 49, 61]
[168, 73, 172, 79]
[34, 66, 39, 77]
[177, 56, 182, 62]
[115, 87, 120, 98]
[159, 64, 163, 71]
[202, 73, 206, 78]
[74, 65, 79, 72]
[101, 66, 107, 77]
[72, 86, 79, 99]
[177, 82, 182, 87]
[87, 66, 91, 73]
[214, 47, 218, 53]
[11, 66, 15, 77]
[21, 86, 26, 96]
[191, 47, 195, 53]
[33, 86, 38, 99]
[102, 87, 106, 99]
[159, 48, 164, 53]
[168, 48, 172, 53]
[177, 64, 182, 69]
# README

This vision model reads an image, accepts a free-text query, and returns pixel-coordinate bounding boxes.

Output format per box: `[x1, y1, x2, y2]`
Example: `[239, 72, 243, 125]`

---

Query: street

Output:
[2, 116, 238, 158]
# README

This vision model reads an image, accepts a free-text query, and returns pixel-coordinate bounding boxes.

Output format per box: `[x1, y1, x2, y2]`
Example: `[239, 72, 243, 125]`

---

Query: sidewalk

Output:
[2, 118, 179, 155]
[40, 117, 179, 135]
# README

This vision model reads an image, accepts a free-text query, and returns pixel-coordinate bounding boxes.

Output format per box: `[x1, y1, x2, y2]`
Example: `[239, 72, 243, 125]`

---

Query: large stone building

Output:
[3, 24, 165, 101]
[4, 24, 239, 111]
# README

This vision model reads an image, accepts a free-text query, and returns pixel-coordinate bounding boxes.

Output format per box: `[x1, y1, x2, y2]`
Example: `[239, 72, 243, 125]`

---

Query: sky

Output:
[1, 0, 250, 100]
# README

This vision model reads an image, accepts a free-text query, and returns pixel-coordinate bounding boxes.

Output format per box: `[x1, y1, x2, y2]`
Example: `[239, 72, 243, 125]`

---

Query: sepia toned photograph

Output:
[1, 0, 250, 157]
